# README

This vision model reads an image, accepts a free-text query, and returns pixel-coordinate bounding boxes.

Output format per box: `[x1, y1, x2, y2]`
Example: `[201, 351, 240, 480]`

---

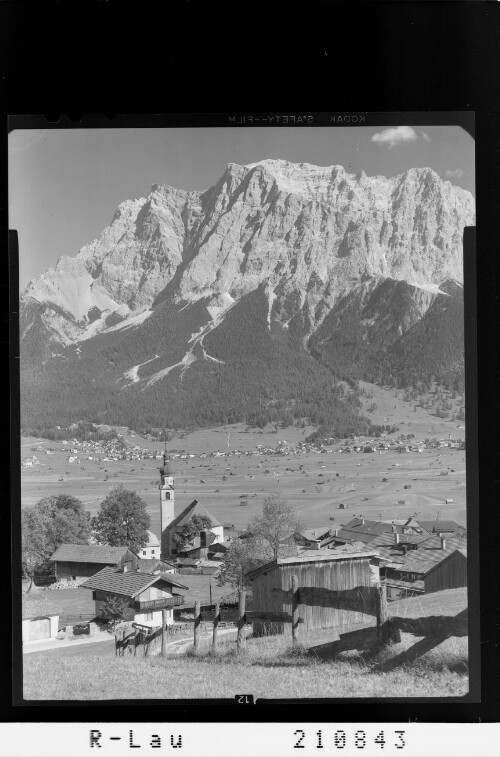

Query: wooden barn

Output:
[371, 533, 468, 598]
[246, 548, 381, 635]
[49, 543, 140, 584]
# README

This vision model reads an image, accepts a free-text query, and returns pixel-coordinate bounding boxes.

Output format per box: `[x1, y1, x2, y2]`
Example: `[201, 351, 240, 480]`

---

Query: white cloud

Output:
[421, 131, 431, 142]
[445, 168, 464, 179]
[371, 126, 418, 148]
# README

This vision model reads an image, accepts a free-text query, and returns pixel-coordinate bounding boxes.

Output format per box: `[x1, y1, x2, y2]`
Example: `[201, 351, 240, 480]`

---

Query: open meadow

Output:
[20, 384, 467, 536]
[24, 588, 469, 700]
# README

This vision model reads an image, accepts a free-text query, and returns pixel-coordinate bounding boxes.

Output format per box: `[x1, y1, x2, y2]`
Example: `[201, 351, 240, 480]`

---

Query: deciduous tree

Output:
[92, 485, 150, 552]
[248, 493, 302, 560]
[21, 494, 91, 591]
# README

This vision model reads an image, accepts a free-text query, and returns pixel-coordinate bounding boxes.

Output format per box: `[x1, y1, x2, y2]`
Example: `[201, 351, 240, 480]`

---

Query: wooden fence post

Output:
[376, 583, 388, 638]
[212, 602, 220, 652]
[161, 609, 167, 657]
[291, 575, 299, 644]
[194, 601, 201, 653]
[115, 630, 122, 657]
[237, 590, 246, 650]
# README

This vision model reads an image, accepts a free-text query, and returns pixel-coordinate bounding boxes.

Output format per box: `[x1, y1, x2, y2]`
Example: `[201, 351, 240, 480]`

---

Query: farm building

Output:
[294, 527, 333, 550]
[404, 517, 467, 538]
[331, 517, 408, 545]
[48, 544, 140, 584]
[246, 546, 381, 634]
[81, 566, 189, 628]
[369, 532, 468, 598]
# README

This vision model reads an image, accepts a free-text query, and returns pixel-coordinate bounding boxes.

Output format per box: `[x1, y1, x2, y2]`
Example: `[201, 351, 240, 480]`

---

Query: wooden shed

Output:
[246, 549, 380, 635]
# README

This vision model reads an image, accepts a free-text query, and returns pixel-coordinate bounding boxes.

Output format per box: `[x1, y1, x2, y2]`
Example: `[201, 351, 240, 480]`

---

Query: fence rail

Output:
[113, 581, 468, 665]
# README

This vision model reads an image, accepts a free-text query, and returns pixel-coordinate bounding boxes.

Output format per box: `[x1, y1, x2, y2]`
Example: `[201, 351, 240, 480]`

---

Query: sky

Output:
[9, 125, 475, 289]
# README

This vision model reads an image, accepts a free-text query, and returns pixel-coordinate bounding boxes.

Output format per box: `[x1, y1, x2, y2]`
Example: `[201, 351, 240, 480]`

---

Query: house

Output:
[369, 532, 467, 598]
[80, 566, 189, 628]
[294, 527, 333, 550]
[246, 546, 381, 635]
[48, 544, 140, 584]
[331, 517, 408, 545]
[137, 530, 161, 560]
[403, 517, 467, 538]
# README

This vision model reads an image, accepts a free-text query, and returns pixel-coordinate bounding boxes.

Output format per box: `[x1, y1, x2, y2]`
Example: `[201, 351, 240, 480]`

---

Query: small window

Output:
[72, 576, 76, 581]
[142, 550, 147, 556]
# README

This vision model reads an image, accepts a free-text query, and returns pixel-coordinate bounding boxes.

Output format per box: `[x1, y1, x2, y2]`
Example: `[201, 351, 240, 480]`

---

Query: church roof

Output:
[145, 530, 160, 547]
[168, 500, 222, 532]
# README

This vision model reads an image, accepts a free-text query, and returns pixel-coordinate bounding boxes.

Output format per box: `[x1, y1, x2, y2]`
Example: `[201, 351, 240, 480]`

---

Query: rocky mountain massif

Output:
[20, 159, 474, 436]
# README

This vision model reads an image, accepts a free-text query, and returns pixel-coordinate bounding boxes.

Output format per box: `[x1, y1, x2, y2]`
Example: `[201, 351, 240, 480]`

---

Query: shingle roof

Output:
[414, 520, 466, 536]
[297, 527, 332, 542]
[80, 566, 189, 596]
[49, 543, 134, 564]
[377, 534, 467, 576]
[247, 547, 380, 580]
[136, 559, 175, 573]
[342, 518, 406, 536]
[168, 500, 222, 531]
[396, 537, 467, 575]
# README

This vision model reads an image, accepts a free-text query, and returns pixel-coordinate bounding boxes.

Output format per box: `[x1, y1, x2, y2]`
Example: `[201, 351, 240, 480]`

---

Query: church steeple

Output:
[159, 447, 175, 559]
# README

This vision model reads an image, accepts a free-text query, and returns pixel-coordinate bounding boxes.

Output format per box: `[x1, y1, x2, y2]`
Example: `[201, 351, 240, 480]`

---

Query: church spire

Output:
[159, 447, 175, 558]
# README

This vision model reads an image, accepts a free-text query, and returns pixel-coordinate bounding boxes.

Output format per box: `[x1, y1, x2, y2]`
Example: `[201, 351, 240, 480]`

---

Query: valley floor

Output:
[20, 384, 467, 534]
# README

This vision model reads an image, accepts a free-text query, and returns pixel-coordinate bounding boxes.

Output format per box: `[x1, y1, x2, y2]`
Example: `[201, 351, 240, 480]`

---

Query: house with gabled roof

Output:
[48, 543, 140, 584]
[370, 532, 467, 598]
[294, 527, 333, 550]
[404, 517, 467, 538]
[330, 517, 408, 545]
[81, 566, 189, 628]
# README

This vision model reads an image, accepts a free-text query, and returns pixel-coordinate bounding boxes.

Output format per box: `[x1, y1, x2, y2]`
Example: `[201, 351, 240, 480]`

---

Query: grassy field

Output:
[23, 629, 468, 700]
[23, 589, 469, 700]
[22, 588, 96, 620]
[20, 383, 466, 538]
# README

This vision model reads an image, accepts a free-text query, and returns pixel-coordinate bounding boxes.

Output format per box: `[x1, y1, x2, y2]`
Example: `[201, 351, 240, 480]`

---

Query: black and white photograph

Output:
[12, 117, 476, 702]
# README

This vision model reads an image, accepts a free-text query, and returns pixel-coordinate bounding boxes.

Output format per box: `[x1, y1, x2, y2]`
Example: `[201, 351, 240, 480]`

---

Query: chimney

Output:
[394, 532, 400, 545]
[440, 536, 446, 550]
[391, 523, 396, 533]
[312, 540, 322, 550]
[334, 528, 338, 537]
[360, 516, 364, 525]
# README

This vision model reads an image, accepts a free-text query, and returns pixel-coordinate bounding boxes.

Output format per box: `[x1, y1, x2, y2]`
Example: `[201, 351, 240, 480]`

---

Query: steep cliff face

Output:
[19, 159, 474, 431]
[21, 159, 474, 356]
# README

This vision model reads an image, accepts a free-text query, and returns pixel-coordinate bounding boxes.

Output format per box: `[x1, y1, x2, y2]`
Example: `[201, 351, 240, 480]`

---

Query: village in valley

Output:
[21, 386, 468, 700]
[16, 128, 474, 700]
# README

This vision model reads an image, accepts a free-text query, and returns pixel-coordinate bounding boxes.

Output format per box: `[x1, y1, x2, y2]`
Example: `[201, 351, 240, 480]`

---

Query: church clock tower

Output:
[159, 450, 175, 559]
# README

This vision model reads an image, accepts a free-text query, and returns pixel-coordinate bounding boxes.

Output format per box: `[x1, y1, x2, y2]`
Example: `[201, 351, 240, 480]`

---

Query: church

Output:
[158, 451, 224, 559]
